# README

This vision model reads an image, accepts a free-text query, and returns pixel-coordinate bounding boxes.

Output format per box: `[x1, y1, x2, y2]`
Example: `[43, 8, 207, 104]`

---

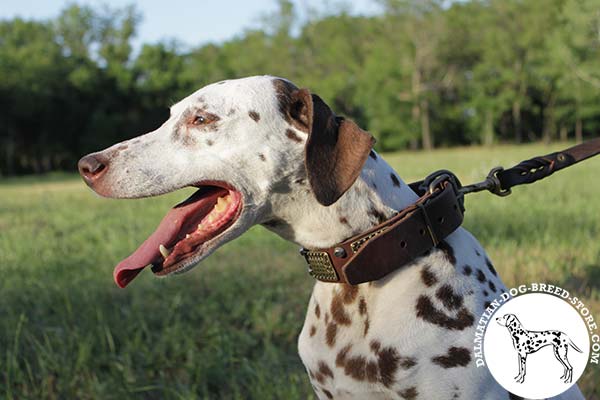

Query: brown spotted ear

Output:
[289, 88, 375, 206]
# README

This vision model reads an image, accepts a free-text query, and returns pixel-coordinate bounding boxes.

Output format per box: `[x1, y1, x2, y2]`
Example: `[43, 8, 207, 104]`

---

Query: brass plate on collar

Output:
[305, 251, 339, 282]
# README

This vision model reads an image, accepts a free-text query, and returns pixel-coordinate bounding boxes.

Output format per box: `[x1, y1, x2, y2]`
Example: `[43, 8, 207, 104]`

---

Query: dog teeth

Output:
[200, 194, 233, 227]
[214, 197, 227, 213]
[214, 195, 231, 213]
[159, 244, 171, 258]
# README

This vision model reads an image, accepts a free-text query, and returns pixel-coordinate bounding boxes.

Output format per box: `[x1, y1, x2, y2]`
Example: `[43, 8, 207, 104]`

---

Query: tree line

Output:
[1, 0, 599, 175]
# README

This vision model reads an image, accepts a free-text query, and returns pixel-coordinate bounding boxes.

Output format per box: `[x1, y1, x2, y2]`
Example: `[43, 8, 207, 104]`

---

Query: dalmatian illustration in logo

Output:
[496, 313, 583, 384]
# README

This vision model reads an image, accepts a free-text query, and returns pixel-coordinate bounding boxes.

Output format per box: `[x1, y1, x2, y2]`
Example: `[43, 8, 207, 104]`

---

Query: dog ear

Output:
[289, 88, 375, 206]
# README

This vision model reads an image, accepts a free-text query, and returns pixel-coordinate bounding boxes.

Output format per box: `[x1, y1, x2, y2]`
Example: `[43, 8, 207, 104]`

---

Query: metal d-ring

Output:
[459, 166, 511, 197]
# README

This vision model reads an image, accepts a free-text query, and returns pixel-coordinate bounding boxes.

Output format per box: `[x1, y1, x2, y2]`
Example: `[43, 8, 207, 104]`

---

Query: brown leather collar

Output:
[301, 138, 600, 285]
[301, 179, 464, 285]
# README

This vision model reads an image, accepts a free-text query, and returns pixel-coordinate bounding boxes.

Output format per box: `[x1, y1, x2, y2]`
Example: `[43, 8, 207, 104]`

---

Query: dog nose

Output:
[78, 154, 108, 183]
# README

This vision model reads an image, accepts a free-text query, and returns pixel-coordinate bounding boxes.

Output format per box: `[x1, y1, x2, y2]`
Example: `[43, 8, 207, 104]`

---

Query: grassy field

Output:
[1, 143, 599, 399]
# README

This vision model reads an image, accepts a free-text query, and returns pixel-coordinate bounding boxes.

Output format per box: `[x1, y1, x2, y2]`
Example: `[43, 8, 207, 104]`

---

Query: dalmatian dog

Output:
[78, 76, 585, 400]
[496, 314, 583, 384]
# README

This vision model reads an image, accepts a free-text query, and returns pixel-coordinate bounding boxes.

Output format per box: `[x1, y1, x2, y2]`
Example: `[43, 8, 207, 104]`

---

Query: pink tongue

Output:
[113, 187, 224, 288]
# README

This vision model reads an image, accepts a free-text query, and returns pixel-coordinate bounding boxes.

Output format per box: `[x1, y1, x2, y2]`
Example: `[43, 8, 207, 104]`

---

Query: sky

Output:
[0, 0, 381, 50]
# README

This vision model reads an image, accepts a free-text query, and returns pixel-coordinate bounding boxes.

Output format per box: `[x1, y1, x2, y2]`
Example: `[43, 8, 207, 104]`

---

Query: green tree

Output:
[549, 0, 600, 142]
[2, 0, 600, 175]
[376, 0, 452, 149]
[0, 19, 68, 173]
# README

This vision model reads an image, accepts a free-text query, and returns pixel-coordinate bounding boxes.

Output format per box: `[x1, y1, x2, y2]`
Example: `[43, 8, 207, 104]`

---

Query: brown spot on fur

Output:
[399, 356, 417, 369]
[336, 344, 352, 367]
[309, 325, 316, 337]
[436, 240, 456, 265]
[318, 361, 334, 379]
[172, 109, 190, 141]
[206, 139, 214, 146]
[431, 346, 471, 368]
[370, 340, 381, 353]
[399, 387, 418, 400]
[258, 153, 266, 161]
[486, 258, 497, 276]
[227, 108, 236, 116]
[345, 355, 367, 380]
[358, 297, 367, 315]
[463, 265, 472, 276]
[377, 347, 400, 386]
[390, 173, 401, 187]
[326, 323, 337, 347]
[488, 280, 497, 293]
[324, 312, 329, 325]
[416, 295, 474, 331]
[248, 110, 260, 122]
[366, 360, 378, 382]
[182, 133, 197, 146]
[339, 216, 350, 226]
[435, 284, 464, 310]
[331, 295, 351, 325]
[323, 389, 333, 399]
[337, 343, 413, 387]
[340, 284, 359, 304]
[476, 269, 487, 283]
[285, 128, 303, 143]
[369, 150, 377, 160]
[368, 208, 387, 224]
[315, 303, 321, 319]
[315, 371, 325, 384]
[421, 265, 438, 287]
[363, 318, 370, 336]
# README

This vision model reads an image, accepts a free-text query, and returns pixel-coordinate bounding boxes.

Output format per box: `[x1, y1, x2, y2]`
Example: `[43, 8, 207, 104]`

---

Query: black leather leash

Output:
[302, 138, 600, 285]
[414, 137, 600, 211]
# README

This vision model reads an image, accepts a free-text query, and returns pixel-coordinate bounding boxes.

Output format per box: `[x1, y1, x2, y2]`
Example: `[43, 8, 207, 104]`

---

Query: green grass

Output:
[1, 143, 599, 399]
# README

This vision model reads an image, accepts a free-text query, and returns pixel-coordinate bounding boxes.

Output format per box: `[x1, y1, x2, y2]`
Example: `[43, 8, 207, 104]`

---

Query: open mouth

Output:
[114, 183, 242, 288]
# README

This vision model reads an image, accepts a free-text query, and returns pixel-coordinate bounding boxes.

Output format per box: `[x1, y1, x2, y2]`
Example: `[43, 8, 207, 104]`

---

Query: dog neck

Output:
[507, 321, 522, 332]
[262, 152, 419, 249]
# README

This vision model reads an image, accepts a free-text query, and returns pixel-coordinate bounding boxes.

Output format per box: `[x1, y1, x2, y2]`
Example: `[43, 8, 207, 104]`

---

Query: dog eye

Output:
[188, 111, 219, 127]
[193, 115, 206, 125]
[191, 112, 219, 127]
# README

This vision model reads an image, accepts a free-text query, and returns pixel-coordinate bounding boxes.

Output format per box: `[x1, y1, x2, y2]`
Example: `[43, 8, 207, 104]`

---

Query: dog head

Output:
[496, 313, 520, 328]
[78, 76, 374, 287]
